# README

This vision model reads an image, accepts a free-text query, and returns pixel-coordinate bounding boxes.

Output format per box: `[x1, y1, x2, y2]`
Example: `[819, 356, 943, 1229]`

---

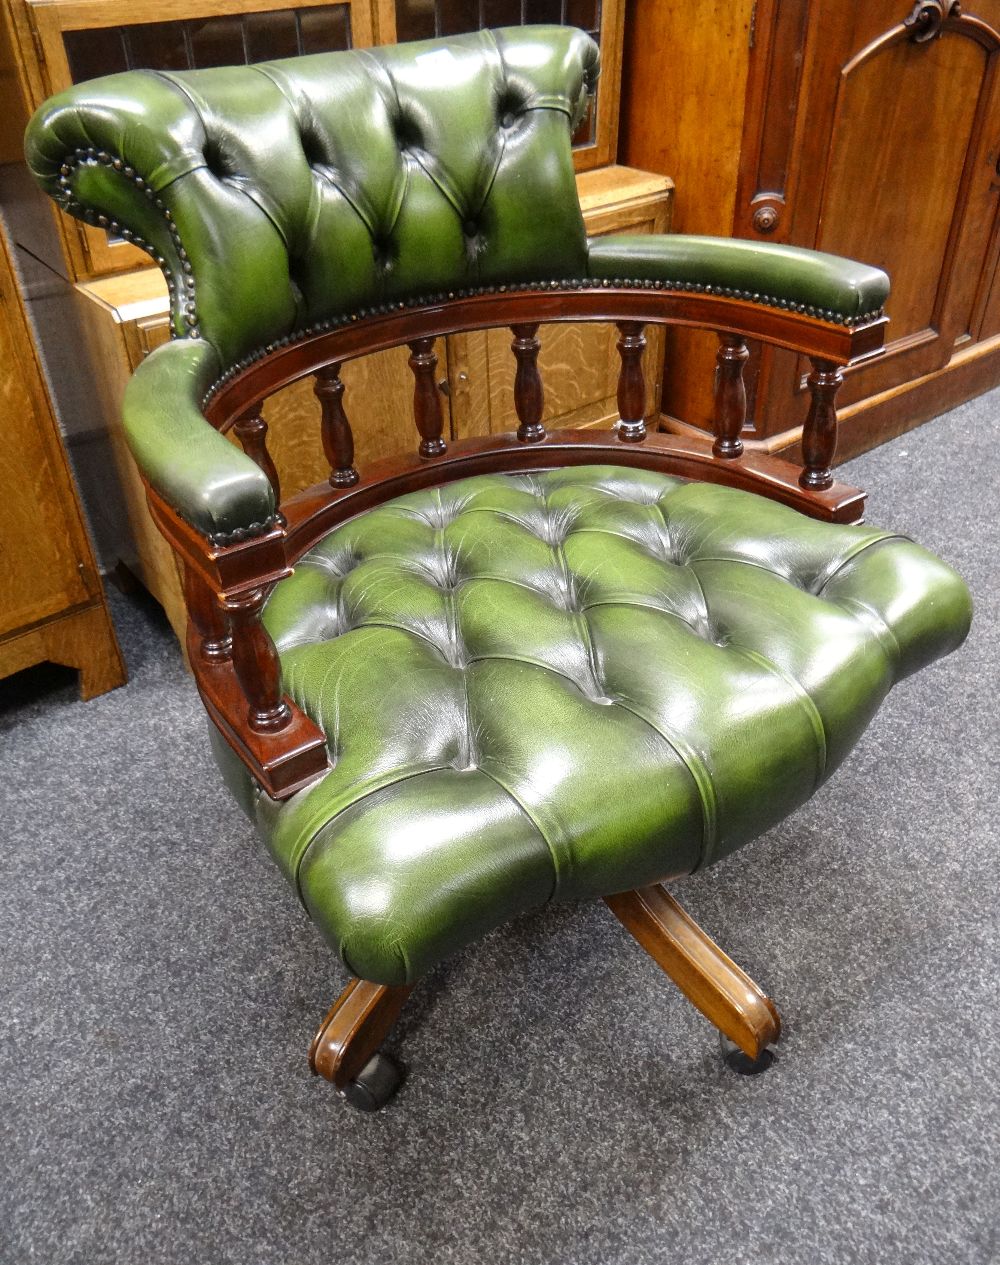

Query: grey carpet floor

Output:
[2, 392, 998, 1265]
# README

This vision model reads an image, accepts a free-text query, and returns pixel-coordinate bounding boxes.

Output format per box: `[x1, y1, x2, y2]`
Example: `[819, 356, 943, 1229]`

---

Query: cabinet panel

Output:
[0, 293, 89, 634]
[814, 14, 1000, 397]
[0, 222, 124, 696]
[742, 1, 1000, 440]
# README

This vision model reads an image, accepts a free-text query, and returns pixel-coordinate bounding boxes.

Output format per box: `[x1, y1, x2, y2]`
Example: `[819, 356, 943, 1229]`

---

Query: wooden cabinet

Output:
[0, 220, 125, 697]
[622, 0, 1000, 459]
[72, 164, 673, 645]
[0, 0, 625, 281]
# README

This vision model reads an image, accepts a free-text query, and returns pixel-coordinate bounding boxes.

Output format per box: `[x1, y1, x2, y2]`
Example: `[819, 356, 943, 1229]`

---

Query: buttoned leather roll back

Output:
[25, 26, 599, 371]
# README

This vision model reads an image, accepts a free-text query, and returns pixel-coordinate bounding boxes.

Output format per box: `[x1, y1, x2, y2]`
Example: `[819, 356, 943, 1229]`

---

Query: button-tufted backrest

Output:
[25, 26, 599, 372]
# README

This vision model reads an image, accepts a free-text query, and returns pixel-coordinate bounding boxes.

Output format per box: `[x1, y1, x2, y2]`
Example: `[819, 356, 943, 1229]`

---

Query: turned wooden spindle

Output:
[407, 337, 447, 458]
[712, 333, 749, 459]
[233, 407, 281, 503]
[223, 587, 291, 733]
[183, 563, 231, 663]
[616, 321, 648, 442]
[799, 358, 844, 490]
[510, 323, 545, 443]
[314, 363, 359, 487]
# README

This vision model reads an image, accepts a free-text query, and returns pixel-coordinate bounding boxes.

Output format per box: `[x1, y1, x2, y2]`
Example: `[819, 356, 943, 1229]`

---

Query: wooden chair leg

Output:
[309, 978, 414, 1108]
[604, 884, 781, 1061]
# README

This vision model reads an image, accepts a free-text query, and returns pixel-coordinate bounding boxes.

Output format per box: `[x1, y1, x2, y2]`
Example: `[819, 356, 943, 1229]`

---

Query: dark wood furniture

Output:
[165, 283, 884, 1095]
[0, 219, 125, 698]
[622, 0, 1000, 460]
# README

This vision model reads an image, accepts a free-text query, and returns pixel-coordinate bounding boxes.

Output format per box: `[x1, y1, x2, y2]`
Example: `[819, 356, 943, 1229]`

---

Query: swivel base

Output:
[605, 883, 782, 1063]
[309, 977, 413, 1112]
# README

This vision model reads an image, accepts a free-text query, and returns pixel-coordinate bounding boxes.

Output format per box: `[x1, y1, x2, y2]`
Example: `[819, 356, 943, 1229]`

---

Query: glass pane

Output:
[64, 28, 128, 81]
[299, 6, 351, 52]
[437, 0, 476, 35]
[122, 20, 190, 71]
[482, 0, 524, 24]
[395, 0, 437, 40]
[571, 91, 595, 145]
[245, 10, 301, 60]
[565, 0, 599, 30]
[188, 16, 247, 68]
[523, 0, 563, 22]
[63, 5, 353, 81]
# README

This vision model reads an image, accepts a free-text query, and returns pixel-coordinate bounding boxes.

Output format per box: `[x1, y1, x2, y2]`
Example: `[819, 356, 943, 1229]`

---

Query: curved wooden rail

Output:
[204, 285, 887, 430]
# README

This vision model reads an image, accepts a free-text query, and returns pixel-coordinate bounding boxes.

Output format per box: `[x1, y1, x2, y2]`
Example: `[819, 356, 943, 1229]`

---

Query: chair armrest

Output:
[123, 338, 277, 545]
[587, 235, 889, 327]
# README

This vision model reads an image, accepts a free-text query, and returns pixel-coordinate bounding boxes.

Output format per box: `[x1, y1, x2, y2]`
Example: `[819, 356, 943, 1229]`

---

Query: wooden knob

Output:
[752, 205, 779, 234]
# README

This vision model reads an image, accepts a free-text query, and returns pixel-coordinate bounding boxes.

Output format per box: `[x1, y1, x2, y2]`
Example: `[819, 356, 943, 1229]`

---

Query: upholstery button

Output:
[463, 219, 479, 238]
[501, 112, 516, 129]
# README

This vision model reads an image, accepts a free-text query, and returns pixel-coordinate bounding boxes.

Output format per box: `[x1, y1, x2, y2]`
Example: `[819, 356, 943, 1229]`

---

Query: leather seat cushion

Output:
[220, 466, 970, 984]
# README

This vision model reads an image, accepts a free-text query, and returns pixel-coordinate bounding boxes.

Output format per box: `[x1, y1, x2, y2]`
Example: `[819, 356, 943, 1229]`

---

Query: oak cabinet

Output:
[0, 220, 125, 697]
[622, 0, 1000, 459]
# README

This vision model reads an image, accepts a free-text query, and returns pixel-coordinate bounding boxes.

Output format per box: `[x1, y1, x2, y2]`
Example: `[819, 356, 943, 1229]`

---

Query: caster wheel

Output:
[341, 1051, 403, 1111]
[720, 1030, 775, 1076]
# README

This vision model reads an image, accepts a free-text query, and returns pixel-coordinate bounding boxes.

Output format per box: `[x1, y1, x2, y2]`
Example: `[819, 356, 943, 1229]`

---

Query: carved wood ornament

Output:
[904, 0, 961, 43]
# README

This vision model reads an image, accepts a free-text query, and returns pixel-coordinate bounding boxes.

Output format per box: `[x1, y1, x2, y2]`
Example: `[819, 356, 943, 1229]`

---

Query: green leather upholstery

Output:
[209, 467, 971, 985]
[24, 27, 889, 543]
[24, 27, 965, 1005]
[587, 236, 889, 326]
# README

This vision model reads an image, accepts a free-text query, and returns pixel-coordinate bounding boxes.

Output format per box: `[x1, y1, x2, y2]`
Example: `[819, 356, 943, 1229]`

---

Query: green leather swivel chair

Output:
[25, 26, 971, 1110]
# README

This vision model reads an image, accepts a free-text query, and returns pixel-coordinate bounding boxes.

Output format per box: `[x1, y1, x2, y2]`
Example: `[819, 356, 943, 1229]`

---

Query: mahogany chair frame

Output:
[149, 284, 887, 1095]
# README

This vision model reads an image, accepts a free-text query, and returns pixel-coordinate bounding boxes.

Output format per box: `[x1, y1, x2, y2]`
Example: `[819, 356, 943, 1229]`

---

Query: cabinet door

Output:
[0, 234, 92, 638]
[737, 1, 1000, 439]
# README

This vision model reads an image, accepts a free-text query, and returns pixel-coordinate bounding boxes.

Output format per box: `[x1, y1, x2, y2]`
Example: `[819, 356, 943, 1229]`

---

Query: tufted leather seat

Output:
[208, 466, 972, 985]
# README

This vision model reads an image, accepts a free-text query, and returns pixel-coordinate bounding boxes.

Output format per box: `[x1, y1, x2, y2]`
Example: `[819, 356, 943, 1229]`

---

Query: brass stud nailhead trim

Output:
[199, 279, 884, 409]
[55, 147, 198, 338]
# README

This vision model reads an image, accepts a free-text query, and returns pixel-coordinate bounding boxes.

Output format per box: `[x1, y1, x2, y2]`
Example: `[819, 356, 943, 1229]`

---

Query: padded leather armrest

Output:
[123, 338, 277, 544]
[587, 235, 890, 326]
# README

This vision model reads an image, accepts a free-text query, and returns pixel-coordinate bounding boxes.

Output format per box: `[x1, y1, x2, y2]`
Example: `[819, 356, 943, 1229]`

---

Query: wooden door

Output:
[0, 261, 91, 638]
[0, 224, 125, 696]
[736, 0, 1000, 441]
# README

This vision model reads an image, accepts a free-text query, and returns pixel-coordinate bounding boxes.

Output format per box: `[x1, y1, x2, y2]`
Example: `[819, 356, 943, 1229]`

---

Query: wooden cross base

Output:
[604, 883, 781, 1060]
[309, 883, 780, 1106]
[308, 977, 414, 1089]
